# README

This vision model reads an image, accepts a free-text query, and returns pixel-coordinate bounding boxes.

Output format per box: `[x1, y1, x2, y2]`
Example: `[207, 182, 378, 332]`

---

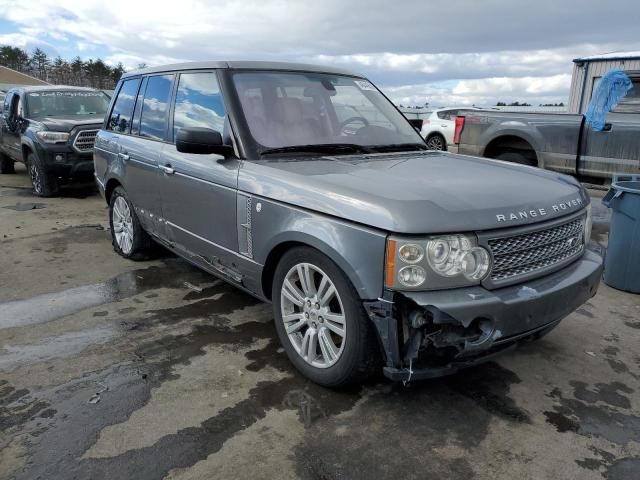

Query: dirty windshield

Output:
[26, 91, 110, 118]
[232, 71, 424, 153]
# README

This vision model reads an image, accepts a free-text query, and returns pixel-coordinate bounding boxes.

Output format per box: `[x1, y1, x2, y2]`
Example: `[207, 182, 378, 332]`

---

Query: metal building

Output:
[568, 51, 640, 113]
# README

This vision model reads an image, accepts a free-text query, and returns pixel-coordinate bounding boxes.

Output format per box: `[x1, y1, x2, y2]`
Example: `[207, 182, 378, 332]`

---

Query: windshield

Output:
[26, 91, 110, 118]
[232, 71, 423, 152]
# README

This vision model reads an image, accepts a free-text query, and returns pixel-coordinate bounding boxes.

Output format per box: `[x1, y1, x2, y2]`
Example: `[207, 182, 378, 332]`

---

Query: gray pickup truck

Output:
[454, 83, 640, 179]
[95, 61, 603, 386]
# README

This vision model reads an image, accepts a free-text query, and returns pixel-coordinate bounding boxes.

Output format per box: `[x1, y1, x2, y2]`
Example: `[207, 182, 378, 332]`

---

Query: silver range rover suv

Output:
[94, 61, 603, 386]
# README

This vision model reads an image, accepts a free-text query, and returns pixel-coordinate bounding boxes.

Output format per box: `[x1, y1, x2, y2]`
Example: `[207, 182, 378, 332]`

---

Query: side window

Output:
[139, 75, 174, 141]
[3, 93, 14, 116]
[613, 78, 640, 113]
[438, 110, 457, 120]
[107, 78, 141, 133]
[173, 72, 225, 140]
[130, 77, 148, 136]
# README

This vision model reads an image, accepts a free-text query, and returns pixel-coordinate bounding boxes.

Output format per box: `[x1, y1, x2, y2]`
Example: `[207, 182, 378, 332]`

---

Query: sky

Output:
[0, 0, 639, 107]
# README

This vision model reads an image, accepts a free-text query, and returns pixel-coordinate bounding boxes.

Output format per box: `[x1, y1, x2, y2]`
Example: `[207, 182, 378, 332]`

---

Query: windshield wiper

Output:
[368, 143, 429, 153]
[260, 143, 373, 156]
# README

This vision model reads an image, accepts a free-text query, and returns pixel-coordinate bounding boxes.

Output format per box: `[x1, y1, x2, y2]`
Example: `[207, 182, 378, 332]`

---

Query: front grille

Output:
[73, 129, 98, 152]
[488, 216, 585, 283]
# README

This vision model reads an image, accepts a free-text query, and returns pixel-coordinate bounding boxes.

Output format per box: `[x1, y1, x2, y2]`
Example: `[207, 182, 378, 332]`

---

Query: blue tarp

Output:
[585, 69, 633, 131]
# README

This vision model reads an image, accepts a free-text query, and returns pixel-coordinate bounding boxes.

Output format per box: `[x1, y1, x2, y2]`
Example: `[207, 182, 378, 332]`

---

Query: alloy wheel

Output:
[280, 263, 346, 368]
[30, 163, 42, 194]
[112, 196, 134, 254]
[426, 136, 445, 150]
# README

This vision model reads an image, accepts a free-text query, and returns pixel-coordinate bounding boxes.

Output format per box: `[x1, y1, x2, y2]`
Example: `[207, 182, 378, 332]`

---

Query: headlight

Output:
[386, 234, 491, 290]
[584, 204, 592, 244]
[36, 131, 69, 144]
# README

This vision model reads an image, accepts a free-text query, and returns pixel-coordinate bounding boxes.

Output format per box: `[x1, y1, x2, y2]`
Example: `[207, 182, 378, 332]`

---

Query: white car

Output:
[421, 107, 481, 150]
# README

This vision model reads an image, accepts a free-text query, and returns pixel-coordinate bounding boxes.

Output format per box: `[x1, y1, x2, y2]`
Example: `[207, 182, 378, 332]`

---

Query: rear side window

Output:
[173, 72, 225, 140]
[108, 78, 141, 133]
[139, 75, 174, 141]
[437, 110, 457, 120]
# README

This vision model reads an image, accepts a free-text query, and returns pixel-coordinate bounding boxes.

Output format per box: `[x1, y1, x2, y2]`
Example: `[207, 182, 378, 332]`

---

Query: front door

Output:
[1, 93, 22, 160]
[159, 71, 240, 266]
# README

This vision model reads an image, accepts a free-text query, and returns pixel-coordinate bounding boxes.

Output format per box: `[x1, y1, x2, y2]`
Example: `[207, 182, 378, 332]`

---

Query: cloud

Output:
[383, 75, 572, 108]
[0, 0, 639, 106]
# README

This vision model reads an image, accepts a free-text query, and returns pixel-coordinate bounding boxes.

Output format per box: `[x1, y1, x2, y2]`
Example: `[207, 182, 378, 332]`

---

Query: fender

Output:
[251, 198, 388, 300]
[20, 135, 39, 162]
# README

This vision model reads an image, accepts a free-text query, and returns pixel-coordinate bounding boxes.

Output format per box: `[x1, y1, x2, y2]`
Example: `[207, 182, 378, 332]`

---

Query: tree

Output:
[111, 62, 125, 84]
[30, 48, 50, 81]
[0, 46, 30, 71]
[0, 44, 126, 88]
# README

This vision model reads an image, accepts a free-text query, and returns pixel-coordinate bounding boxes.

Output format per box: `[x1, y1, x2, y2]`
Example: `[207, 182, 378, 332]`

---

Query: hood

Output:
[35, 114, 104, 132]
[238, 151, 588, 234]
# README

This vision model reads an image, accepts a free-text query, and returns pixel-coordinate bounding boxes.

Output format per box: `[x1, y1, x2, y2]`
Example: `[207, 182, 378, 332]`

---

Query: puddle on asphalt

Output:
[0, 326, 116, 372]
[0, 258, 212, 328]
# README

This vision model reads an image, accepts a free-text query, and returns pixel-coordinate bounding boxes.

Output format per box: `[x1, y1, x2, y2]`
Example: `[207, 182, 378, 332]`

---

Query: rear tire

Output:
[495, 151, 536, 167]
[108, 186, 154, 260]
[0, 154, 15, 174]
[272, 246, 380, 387]
[425, 134, 447, 151]
[28, 153, 59, 197]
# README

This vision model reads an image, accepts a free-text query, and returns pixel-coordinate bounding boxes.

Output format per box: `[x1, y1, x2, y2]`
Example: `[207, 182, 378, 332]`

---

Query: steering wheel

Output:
[339, 116, 369, 135]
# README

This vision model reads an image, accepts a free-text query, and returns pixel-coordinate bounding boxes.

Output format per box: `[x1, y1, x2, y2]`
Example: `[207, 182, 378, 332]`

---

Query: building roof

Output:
[123, 60, 360, 78]
[1, 85, 102, 95]
[0, 66, 49, 88]
[573, 51, 640, 63]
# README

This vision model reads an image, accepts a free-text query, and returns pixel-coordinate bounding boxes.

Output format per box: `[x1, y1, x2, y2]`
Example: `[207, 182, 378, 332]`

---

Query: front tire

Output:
[0, 154, 15, 174]
[108, 186, 154, 260]
[272, 247, 380, 387]
[28, 153, 59, 196]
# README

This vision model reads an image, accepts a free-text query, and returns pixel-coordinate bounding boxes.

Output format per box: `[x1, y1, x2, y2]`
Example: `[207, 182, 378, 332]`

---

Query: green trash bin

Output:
[601, 174, 640, 293]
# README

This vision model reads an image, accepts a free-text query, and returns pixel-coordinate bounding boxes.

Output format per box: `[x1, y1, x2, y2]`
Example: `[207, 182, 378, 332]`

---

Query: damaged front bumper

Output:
[364, 243, 604, 382]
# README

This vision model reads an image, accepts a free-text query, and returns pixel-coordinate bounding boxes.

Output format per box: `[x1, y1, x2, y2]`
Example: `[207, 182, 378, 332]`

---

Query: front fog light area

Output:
[398, 265, 426, 287]
[386, 233, 491, 290]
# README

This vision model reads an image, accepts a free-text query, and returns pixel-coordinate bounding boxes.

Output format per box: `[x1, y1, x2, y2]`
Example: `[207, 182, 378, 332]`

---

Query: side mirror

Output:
[176, 127, 234, 158]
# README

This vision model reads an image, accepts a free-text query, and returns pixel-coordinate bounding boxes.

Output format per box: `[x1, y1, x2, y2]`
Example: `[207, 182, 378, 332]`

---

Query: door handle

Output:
[118, 152, 130, 161]
[602, 123, 612, 132]
[160, 164, 175, 175]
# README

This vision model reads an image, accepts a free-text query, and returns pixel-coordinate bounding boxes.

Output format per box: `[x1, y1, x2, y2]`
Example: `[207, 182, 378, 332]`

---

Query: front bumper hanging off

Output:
[364, 244, 604, 382]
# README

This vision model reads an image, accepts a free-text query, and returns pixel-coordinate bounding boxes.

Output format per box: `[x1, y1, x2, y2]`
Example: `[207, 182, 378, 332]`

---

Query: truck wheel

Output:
[108, 186, 154, 260]
[426, 134, 446, 151]
[272, 246, 380, 387]
[495, 151, 536, 167]
[28, 153, 59, 197]
[0, 154, 15, 174]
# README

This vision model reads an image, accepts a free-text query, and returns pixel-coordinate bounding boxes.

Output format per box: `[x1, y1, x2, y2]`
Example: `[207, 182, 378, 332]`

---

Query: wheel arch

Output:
[104, 178, 123, 205]
[21, 140, 35, 163]
[483, 134, 539, 166]
[259, 228, 385, 302]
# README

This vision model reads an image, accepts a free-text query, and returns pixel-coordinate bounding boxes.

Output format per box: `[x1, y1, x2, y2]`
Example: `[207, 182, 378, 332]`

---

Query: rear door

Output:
[437, 109, 457, 145]
[581, 77, 640, 176]
[159, 70, 240, 262]
[98, 76, 167, 236]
